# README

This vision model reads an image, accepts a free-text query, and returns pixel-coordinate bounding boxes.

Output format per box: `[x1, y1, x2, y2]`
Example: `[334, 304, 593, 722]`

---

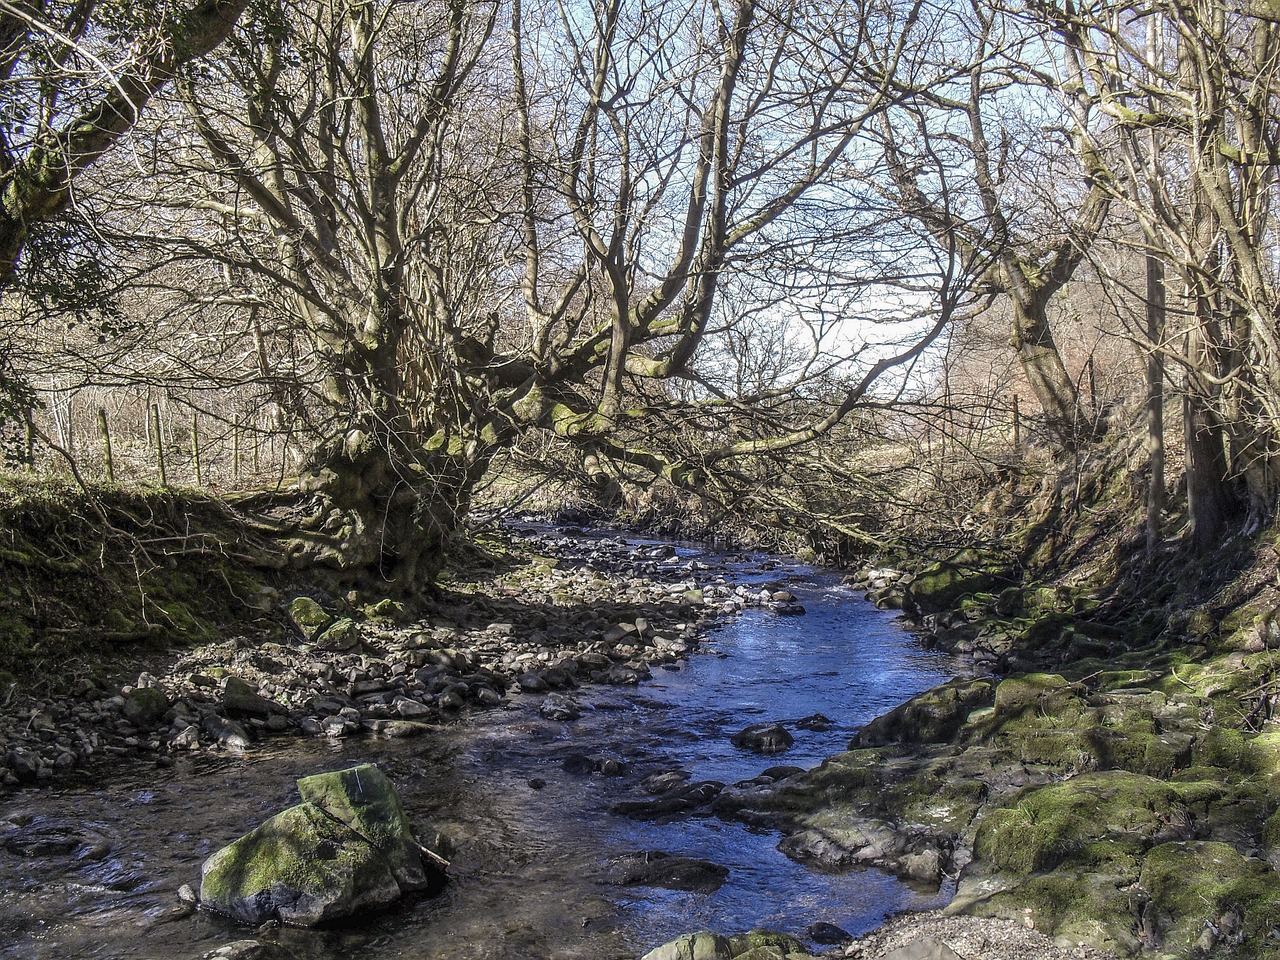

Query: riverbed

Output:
[0, 532, 956, 960]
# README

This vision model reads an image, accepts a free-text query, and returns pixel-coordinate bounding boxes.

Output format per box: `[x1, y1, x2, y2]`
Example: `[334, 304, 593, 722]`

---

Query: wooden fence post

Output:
[152, 404, 167, 487]
[98, 407, 115, 482]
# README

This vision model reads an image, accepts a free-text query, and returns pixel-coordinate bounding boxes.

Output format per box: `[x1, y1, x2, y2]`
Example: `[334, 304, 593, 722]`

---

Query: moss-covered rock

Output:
[121, 685, 170, 727]
[1138, 841, 1280, 957]
[295, 765, 426, 890]
[907, 550, 1012, 613]
[852, 677, 995, 747]
[315, 618, 360, 651]
[728, 930, 807, 957]
[640, 931, 733, 960]
[200, 764, 433, 926]
[972, 771, 1194, 877]
[200, 801, 401, 925]
[287, 597, 332, 641]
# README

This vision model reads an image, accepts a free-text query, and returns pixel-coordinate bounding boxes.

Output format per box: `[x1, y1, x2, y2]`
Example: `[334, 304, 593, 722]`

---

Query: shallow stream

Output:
[0, 535, 955, 960]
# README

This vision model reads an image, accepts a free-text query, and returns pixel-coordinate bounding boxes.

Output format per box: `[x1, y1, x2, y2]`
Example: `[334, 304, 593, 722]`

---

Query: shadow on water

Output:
[0, 535, 956, 960]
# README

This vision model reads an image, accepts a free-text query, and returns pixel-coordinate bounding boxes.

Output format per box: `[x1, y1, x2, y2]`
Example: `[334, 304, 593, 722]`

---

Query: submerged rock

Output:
[199, 764, 440, 925]
[612, 780, 724, 819]
[602, 851, 729, 892]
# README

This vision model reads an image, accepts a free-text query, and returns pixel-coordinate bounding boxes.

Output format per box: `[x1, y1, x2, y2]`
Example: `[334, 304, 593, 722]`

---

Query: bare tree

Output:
[1042, 0, 1280, 548]
[873, 0, 1111, 450]
[70, 0, 982, 590]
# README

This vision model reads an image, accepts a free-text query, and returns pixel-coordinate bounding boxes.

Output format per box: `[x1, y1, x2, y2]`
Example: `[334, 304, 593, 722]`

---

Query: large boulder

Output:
[200, 764, 438, 925]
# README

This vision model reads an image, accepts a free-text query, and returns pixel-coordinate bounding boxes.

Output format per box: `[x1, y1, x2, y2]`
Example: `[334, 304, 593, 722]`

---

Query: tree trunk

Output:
[1010, 298, 1088, 448]
[1184, 391, 1238, 552]
[292, 423, 492, 596]
[1145, 252, 1165, 554]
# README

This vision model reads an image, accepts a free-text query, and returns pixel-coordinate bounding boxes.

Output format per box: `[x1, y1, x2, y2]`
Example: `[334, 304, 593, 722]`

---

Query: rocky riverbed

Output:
[0, 526, 809, 787]
[7, 524, 1276, 960]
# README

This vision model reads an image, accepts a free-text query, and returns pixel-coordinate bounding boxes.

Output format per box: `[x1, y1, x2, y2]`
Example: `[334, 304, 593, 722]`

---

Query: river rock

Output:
[121, 686, 170, 727]
[731, 723, 794, 754]
[316, 618, 360, 652]
[805, 921, 851, 944]
[288, 597, 332, 640]
[603, 851, 729, 892]
[879, 939, 964, 960]
[200, 764, 437, 925]
[200, 941, 299, 960]
[222, 677, 275, 719]
[540, 694, 582, 721]
[201, 714, 251, 751]
[612, 780, 724, 819]
[640, 931, 733, 960]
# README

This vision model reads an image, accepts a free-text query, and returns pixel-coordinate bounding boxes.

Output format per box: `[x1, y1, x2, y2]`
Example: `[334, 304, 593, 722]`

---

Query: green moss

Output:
[973, 772, 1192, 876]
[1139, 841, 1280, 956]
[992, 673, 1077, 717]
[853, 677, 995, 747]
[200, 800, 398, 924]
[1196, 726, 1250, 769]
[296, 764, 415, 855]
[953, 869, 1144, 956]
[1247, 725, 1280, 777]
[728, 931, 806, 957]
[289, 596, 333, 639]
[909, 550, 1011, 612]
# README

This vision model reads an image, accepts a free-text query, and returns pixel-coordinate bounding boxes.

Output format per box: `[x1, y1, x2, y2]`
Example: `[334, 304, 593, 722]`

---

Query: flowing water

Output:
[0, 537, 955, 960]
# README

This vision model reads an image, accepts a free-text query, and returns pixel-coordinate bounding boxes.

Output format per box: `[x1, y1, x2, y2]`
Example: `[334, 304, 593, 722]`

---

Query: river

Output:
[0, 533, 955, 960]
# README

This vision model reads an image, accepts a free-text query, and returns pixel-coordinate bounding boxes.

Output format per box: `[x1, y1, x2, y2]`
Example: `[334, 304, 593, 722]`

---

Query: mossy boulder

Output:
[200, 764, 434, 925]
[953, 771, 1280, 956]
[907, 550, 1012, 613]
[315, 618, 360, 652]
[972, 771, 1194, 877]
[121, 686, 170, 727]
[640, 931, 733, 960]
[288, 597, 333, 641]
[991, 673, 1079, 717]
[728, 931, 806, 957]
[1139, 841, 1280, 957]
[852, 677, 995, 747]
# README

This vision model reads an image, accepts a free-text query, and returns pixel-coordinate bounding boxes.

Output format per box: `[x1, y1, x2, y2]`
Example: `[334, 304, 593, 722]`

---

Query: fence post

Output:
[152, 404, 167, 487]
[191, 413, 202, 487]
[232, 421, 241, 481]
[98, 407, 115, 482]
